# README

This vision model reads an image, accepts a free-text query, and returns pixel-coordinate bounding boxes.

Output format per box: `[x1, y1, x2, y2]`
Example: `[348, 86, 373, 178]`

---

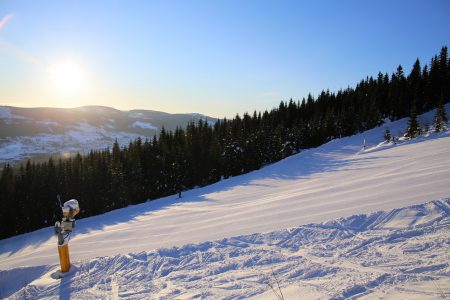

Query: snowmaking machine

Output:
[54, 196, 80, 273]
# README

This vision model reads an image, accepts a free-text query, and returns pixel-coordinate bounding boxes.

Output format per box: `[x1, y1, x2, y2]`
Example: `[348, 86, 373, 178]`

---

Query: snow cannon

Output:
[55, 199, 79, 236]
[54, 197, 80, 273]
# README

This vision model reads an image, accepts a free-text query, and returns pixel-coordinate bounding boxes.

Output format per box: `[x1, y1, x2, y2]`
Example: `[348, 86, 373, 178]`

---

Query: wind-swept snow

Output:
[2, 200, 449, 299]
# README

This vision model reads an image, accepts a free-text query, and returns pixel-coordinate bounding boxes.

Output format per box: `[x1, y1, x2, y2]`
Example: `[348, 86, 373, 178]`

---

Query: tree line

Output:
[0, 46, 449, 239]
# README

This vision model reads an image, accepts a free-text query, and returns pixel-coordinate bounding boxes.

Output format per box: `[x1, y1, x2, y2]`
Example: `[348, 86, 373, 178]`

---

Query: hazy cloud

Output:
[0, 13, 39, 65]
[0, 39, 40, 65]
[0, 13, 14, 31]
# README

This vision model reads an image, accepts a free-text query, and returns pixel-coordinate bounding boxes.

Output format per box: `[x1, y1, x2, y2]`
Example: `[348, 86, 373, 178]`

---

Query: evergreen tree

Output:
[434, 96, 448, 132]
[0, 165, 15, 237]
[408, 58, 424, 111]
[439, 46, 449, 100]
[384, 128, 391, 142]
[405, 104, 420, 138]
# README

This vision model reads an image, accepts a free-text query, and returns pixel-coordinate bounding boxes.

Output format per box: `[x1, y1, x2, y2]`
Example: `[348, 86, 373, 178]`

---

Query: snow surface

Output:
[131, 121, 158, 130]
[0, 107, 206, 163]
[0, 107, 28, 124]
[1, 200, 449, 299]
[0, 122, 141, 161]
[0, 107, 13, 119]
[35, 120, 58, 126]
[129, 112, 146, 119]
[0, 107, 449, 298]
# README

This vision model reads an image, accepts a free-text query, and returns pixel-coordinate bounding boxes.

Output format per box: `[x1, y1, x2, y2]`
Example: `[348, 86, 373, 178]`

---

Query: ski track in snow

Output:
[2, 199, 449, 299]
[1, 106, 450, 299]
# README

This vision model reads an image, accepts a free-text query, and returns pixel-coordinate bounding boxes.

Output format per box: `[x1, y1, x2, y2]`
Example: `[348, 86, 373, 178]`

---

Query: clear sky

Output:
[0, 0, 449, 118]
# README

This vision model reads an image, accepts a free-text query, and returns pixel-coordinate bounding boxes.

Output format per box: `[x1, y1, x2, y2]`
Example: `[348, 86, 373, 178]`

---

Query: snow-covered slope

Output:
[0, 106, 215, 164]
[0, 106, 449, 299]
[2, 200, 449, 299]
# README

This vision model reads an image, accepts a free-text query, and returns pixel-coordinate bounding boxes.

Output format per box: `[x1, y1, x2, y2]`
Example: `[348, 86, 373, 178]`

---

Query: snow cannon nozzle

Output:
[62, 199, 80, 219]
[54, 198, 80, 245]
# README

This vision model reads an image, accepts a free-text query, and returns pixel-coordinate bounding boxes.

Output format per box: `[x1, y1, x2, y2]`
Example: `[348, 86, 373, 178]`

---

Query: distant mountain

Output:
[0, 105, 216, 164]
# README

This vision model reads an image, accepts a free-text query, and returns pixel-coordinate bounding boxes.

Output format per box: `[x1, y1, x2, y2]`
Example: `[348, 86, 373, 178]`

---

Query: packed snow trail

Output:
[2, 199, 449, 299]
[0, 107, 450, 270]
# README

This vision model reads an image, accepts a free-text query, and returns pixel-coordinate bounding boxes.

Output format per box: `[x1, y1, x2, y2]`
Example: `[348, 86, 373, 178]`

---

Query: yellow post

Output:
[58, 243, 71, 272]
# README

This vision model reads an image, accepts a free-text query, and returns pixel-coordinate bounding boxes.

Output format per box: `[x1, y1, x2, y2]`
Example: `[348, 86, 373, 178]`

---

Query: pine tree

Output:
[384, 128, 391, 142]
[439, 46, 449, 101]
[434, 96, 448, 132]
[0, 164, 15, 237]
[405, 104, 420, 138]
[408, 58, 424, 112]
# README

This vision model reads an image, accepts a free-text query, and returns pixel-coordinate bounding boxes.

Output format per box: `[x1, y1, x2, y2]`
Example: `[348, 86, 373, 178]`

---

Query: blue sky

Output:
[0, 0, 449, 118]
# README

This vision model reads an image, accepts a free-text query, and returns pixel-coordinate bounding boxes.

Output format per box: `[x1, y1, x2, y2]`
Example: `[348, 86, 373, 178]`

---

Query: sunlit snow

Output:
[0, 106, 449, 299]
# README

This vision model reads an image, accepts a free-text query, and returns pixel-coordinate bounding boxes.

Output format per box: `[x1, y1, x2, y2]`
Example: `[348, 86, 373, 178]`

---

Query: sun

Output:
[49, 60, 84, 96]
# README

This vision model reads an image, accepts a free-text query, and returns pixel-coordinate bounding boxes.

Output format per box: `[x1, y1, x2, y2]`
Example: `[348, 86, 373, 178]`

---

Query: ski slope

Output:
[1, 107, 450, 298]
[2, 199, 449, 299]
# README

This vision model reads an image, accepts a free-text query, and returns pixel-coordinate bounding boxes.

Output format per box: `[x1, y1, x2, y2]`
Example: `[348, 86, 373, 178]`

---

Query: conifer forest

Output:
[1, 46, 449, 239]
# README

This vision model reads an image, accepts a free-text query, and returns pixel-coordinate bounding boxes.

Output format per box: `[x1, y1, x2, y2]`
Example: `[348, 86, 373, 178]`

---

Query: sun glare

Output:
[49, 60, 84, 96]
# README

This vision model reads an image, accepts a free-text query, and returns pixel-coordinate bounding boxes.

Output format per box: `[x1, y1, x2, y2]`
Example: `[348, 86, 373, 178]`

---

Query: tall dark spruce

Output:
[0, 46, 449, 239]
[434, 96, 448, 132]
[405, 104, 420, 138]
